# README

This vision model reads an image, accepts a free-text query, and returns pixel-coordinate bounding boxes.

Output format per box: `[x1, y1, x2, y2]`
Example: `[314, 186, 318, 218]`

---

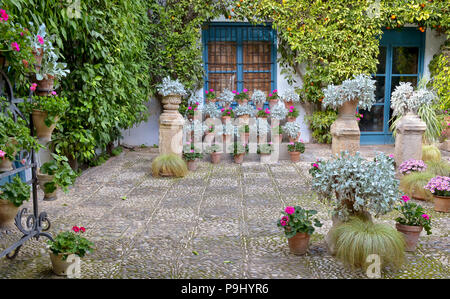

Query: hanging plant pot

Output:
[32, 110, 59, 142]
[32, 48, 44, 72]
[284, 101, 294, 109]
[186, 159, 198, 171]
[211, 152, 221, 164]
[433, 195, 450, 213]
[289, 151, 301, 163]
[0, 199, 18, 229]
[49, 252, 78, 276]
[37, 170, 58, 201]
[36, 75, 55, 96]
[233, 154, 244, 164]
[287, 232, 310, 255]
[395, 223, 422, 252]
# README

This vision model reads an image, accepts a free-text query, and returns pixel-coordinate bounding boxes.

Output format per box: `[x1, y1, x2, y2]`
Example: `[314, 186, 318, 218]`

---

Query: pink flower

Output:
[221, 108, 225, 112]
[194, 108, 198, 111]
[72, 226, 80, 233]
[190, 149, 194, 153]
[269, 93, 273, 97]
[257, 107, 262, 111]
[11, 42, 20, 52]
[0, 9, 9, 22]
[51, 91, 57, 96]
[300, 139, 304, 143]
[236, 92, 240, 95]
[265, 110, 270, 114]
[210, 89, 214, 92]
[227, 111, 231, 115]
[37, 35, 44, 45]
[0, 150, 5, 159]
[281, 216, 289, 222]
[187, 106, 192, 110]
[280, 220, 287, 226]
[401, 195, 410, 203]
[232, 90, 236, 94]
[312, 163, 319, 169]
[285, 206, 295, 215]
[273, 89, 278, 93]
[289, 142, 294, 145]
[30, 83, 37, 91]
[356, 118, 361, 121]
[243, 88, 248, 93]
[290, 106, 294, 109]
[289, 109, 293, 113]
[205, 90, 208, 94]
[20, 32, 24, 36]
[421, 214, 430, 220]
[389, 154, 394, 158]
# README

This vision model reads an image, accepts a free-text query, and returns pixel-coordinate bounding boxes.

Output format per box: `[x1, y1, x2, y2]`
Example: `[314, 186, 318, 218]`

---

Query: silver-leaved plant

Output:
[281, 87, 300, 103]
[218, 89, 235, 105]
[157, 76, 187, 97]
[390, 82, 436, 116]
[251, 89, 267, 104]
[234, 104, 255, 117]
[270, 102, 288, 120]
[203, 102, 221, 118]
[282, 122, 302, 138]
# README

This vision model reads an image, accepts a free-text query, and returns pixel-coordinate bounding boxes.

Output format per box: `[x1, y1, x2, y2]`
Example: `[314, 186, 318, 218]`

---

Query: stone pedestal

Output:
[394, 112, 426, 166]
[159, 94, 185, 157]
[331, 100, 360, 156]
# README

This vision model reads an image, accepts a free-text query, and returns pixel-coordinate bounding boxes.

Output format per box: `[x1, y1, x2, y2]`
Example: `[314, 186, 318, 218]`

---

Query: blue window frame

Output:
[360, 28, 425, 145]
[202, 22, 277, 102]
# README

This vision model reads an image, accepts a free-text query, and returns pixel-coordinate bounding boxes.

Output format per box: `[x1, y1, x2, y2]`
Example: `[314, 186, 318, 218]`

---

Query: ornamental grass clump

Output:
[321, 74, 376, 110]
[310, 151, 398, 221]
[329, 217, 405, 270]
[157, 76, 187, 96]
[422, 145, 441, 163]
[399, 171, 435, 201]
[398, 159, 427, 175]
[151, 154, 188, 178]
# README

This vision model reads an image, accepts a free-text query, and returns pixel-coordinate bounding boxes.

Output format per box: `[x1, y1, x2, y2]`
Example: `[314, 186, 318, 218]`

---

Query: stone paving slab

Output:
[0, 145, 449, 279]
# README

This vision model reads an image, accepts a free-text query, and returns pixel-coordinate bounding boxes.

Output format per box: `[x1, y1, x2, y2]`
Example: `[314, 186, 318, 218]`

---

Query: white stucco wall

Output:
[424, 29, 448, 79]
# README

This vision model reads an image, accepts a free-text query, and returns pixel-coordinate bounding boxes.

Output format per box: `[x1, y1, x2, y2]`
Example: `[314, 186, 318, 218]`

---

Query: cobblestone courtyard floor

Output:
[0, 145, 449, 279]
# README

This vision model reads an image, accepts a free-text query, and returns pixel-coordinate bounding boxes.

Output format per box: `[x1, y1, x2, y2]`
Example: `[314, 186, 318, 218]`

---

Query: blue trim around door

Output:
[360, 28, 426, 145]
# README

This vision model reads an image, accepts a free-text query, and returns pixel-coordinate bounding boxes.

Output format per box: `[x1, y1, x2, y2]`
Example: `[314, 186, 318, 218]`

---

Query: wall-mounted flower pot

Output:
[211, 152, 221, 164]
[0, 158, 14, 173]
[186, 160, 198, 171]
[49, 252, 78, 276]
[36, 75, 55, 96]
[434, 195, 449, 213]
[269, 99, 279, 109]
[289, 151, 301, 163]
[32, 48, 44, 72]
[287, 117, 297, 122]
[0, 199, 18, 229]
[32, 109, 59, 142]
[395, 223, 422, 252]
[284, 101, 294, 109]
[233, 154, 244, 164]
[37, 170, 58, 201]
[288, 232, 310, 255]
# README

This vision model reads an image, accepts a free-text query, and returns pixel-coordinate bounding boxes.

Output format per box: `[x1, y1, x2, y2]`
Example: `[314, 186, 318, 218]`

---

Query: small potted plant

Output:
[206, 143, 223, 164]
[37, 153, 78, 201]
[218, 89, 234, 109]
[281, 87, 300, 109]
[256, 107, 270, 119]
[205, 89, 216, 103]
[277, 206, 322, 255]
[398, 159, 427, 175]
[271, 125, 283, 143]
[395, 195, 432, 251]
[0, 176, 30, 228]
[283, 122, 302, 142]
[182, 143, 203, 171]
[267, 89, 279, 108]
[287, 141, 305, 162]
[234, 104, 255, 123]
[229, 142, 248, 164]
[424, 176, 450, 212]
[233, 89, 249, 105]
[33, 45, 70, 95]
[47, 226, 94, 276]
[251, 89, 266, 109]
[203, 102, 221, 119]
[221, 107, 234, 124]
[270, 102, 288, 121]
[286, 106, 299, 122]
[257, 143, 274, 164]
[186, 101, 200, 121]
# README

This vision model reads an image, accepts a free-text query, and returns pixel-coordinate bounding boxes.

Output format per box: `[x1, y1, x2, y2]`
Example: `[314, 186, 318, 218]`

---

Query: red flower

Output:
[80, 227, 86, 233]
[72, 226, 80, 233]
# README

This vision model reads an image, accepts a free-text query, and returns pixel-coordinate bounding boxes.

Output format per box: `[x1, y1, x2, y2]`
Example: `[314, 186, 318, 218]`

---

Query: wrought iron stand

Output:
[0, 69, 53, 259]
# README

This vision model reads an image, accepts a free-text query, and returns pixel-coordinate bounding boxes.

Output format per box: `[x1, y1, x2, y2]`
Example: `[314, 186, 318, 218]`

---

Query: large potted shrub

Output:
[0, 176, 30, 228]
[395, 195, 432, 251]
[251, 89, 266, 110]
[322, 74, 376, 155]
[287, 141, 305, 163]
[277, 206, 322, 255]
[37, 153, 78, 201]
[48, 226, 94, 276]
[424, 176, 450, 213]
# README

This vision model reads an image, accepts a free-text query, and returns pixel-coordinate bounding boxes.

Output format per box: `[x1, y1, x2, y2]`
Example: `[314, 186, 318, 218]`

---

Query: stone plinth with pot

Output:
[394, 112, 426, 166]
[331, 100, 360, 156]
[159, 94, 185, 157]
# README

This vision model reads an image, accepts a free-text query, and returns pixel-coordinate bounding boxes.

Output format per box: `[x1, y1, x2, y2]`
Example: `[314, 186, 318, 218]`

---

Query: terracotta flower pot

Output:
[255, 103, 264, 110]
[221, 116, 231, 124]
[211, 152, 221, 164]
[0, 158, 14, 173]
[287, 117, 297, 122]
[32, 48, 44, 72]
[269, 99, 279, 108]
[289, 151, 301, 163]
[234, 154, 244, 164]
[0, 199, 19, 229]
[32, 109, 59, 142]
[49, 252, 79, 276]
[289, 133, 300, 143]
[395, 223, 423, 252]
[433, 195, 450, 213]
[288, 232, 310, 255]
[37, 170, 58, 201]
[186, 160, 198, 171]
[284, 101, 294, 109]
[36, 75, 55, 96]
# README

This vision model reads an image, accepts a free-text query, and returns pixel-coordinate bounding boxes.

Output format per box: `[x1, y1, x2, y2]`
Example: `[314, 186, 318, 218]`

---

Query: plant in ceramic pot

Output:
[267, 89, 279, 108]
[257, 143, 275, 164]
[205, 143, 223, 164]
[322, 74, 376, 155]
[157, 76, 187, 109]
[186, 101, 200, 121]
[0, 176, 30, 228]
[286, 106, 299, 122]
[424, 176, 450, 213]
[47, 226, 94, 276]
[34, 44, 70, 95]
[287, 141, 305, 163]
[281, 87, 300, 109]
[256, 107, 270, 119]
[220, 107, 234, 124]
[277, 206, 322, 255]
[203, 102, 220, 119]
[270, 102, 287, 122]
[182, 143, 203, 171]
[251, 89, 266, 109]
[228, 142, 248, 164]
[234, 104, 255, 123]
[205, 88, 216, 103]
[282, 122, 302, 142]
[218, 89, 234, 109]
[38, 153, 78, 201]
[395, 195, 432, 252]
[233, 89, 249, 105]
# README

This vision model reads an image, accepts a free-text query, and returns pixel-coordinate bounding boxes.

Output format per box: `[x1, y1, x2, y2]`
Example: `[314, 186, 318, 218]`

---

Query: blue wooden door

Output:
[360, 28, 425, 144]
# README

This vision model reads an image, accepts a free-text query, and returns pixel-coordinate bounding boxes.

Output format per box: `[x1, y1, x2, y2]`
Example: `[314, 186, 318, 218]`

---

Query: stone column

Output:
[159, 94, 184, 157]
[331, 100, 360, 156]
[394, 112, 426, 166]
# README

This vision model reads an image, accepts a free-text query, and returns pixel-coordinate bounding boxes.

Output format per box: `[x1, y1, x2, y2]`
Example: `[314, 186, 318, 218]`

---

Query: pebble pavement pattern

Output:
[0, 145, 448, 279]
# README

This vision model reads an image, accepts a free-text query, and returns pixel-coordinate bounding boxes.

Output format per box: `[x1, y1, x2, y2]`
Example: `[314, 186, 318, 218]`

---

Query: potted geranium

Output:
[257, 143, 274, 164]
[205, 89, 216, 103]
[186, 101, 200, 121]
[277, 206, 322, 255]
[281, 87, 300, 109]
[182, 143, 203, 171]
[0, 176, 30, 228]
[395, 195, 432, 251]
[229, 142, 248, 164]
[251, 89, 266, 110]
[287, 141, 305, 163]
[37, 153, 78, 201]
[282, 122, 302, 142]
[286, 106, 299, 122]
[233, 89, 249, 105]
[47, 226, 94, 276]
[256, 107, 270, 119]
[205, 143, 222, 164]
[221, 107, 234, 124]
[424, 176, 450, 212]
[267, 89, 279, 108]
